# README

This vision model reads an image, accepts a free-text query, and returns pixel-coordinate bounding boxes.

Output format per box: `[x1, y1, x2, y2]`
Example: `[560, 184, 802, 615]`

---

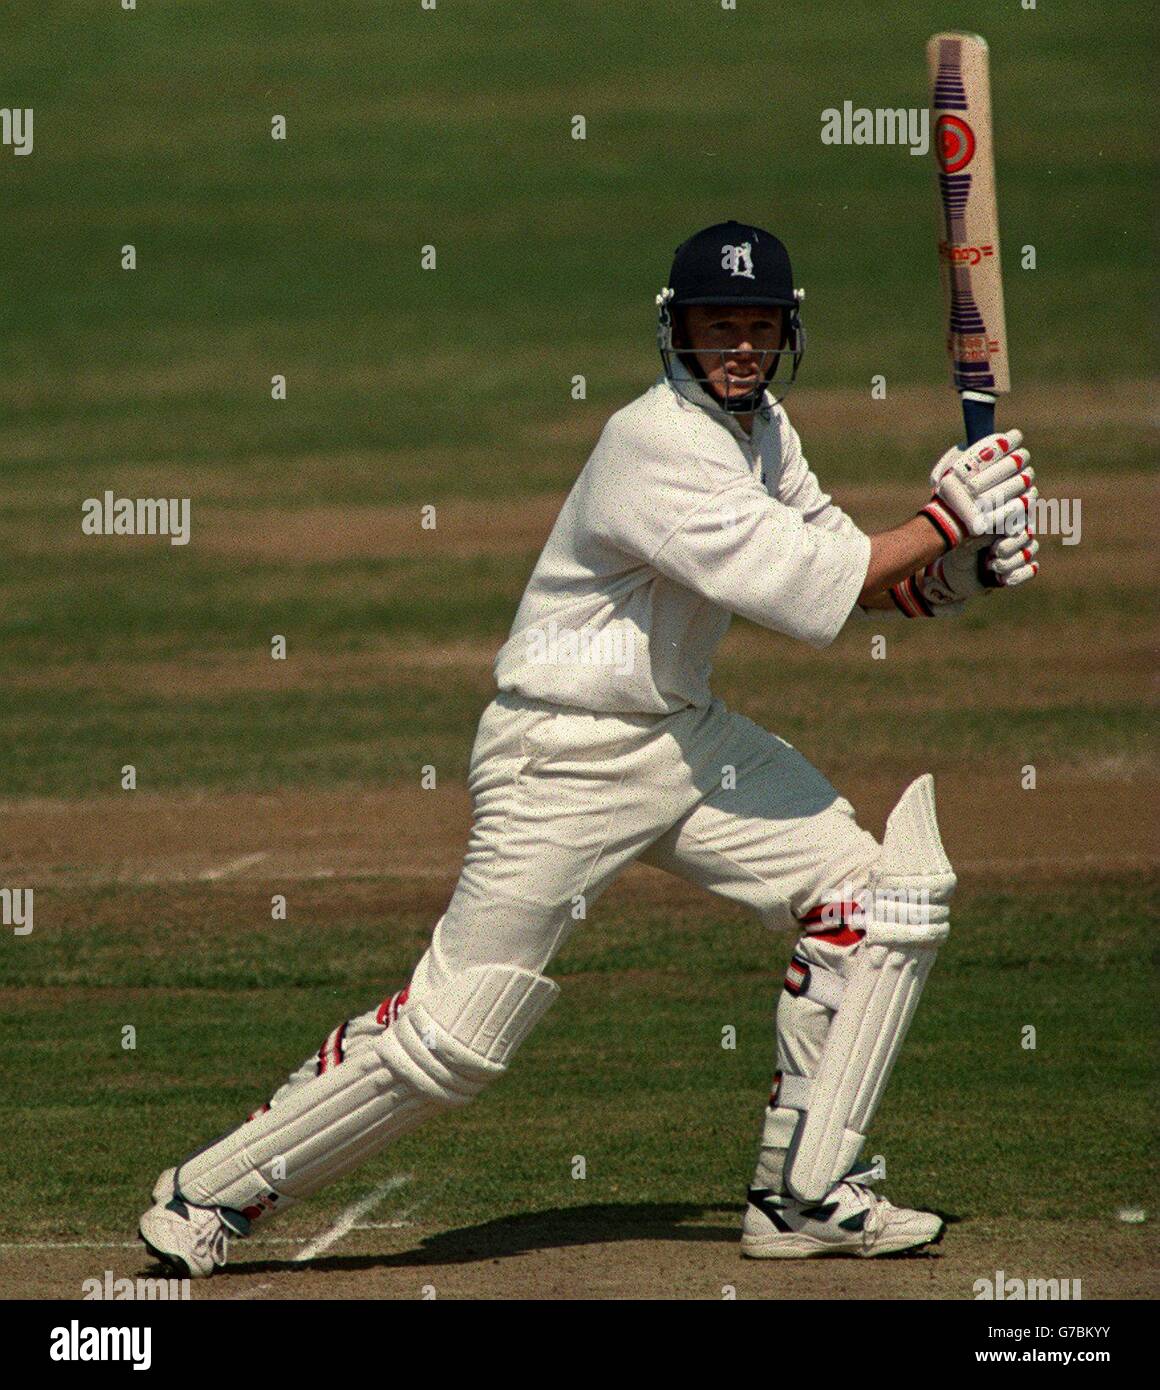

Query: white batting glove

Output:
[979, 526, 1040, 589]
[890, 525, 1040, 617]
[919, 429, 1037, 550]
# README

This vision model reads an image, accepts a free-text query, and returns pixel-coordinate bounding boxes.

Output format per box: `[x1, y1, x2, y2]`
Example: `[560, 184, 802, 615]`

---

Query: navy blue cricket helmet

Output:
[656, 220, 806, 413]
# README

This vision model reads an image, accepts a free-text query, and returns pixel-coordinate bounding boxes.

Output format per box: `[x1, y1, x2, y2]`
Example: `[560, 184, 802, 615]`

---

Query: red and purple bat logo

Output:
[936, 114, 976, 173]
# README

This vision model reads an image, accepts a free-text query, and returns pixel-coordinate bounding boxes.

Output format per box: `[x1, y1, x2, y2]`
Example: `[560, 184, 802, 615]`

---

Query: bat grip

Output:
[961, 390, 1004, 588]
[961, 391, 996, 446]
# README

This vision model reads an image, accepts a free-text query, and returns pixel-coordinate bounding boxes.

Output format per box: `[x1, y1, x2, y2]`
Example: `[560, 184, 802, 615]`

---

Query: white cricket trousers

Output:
[436, 691, 880, 972]
[434, 690, 882, 1157]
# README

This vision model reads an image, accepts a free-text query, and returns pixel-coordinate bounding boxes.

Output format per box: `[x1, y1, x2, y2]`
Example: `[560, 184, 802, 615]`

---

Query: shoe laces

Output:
[838, 1180, 895, 1243]
[190, 1210, 229, 1269]
[861, 1191, 888, 1238]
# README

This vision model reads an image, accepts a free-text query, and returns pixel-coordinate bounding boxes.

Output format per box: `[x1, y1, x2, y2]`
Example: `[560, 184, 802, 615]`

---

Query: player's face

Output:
[681, 305, 784, 400]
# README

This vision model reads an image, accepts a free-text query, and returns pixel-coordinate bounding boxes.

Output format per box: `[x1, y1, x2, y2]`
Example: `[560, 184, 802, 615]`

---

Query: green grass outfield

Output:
[0, 0, 1153, 798]
[0, 0, 1152, 485]
[0, 875, 1153, 1237]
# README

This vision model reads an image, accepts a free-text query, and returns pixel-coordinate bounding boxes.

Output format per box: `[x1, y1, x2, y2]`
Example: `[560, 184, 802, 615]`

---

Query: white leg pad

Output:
[377, 949, 559, 1103]
[783, 775, 956, 1203]
[175, 952, 558, 1216]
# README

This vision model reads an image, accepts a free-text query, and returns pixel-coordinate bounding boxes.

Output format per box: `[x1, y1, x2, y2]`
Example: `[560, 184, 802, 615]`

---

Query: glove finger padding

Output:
[986, 556, 1038, 588]
[924, 430, 1030, 546]
[929, 429, 1024, 489]
[987, 486, 1039, 536]
[972, 448, 1031, 494]
[985, 530, 1039, 587]
[975, 465, 1035, 525]
[991, 527, 1037, 566]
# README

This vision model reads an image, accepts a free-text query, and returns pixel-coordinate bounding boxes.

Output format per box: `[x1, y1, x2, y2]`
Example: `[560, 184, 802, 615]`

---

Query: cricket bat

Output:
[927, 32, 1010, 446]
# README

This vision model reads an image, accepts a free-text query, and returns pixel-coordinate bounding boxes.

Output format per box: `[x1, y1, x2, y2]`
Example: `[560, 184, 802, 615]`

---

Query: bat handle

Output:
[962, 390, 1004, 588]
[961, 390, 997, 446]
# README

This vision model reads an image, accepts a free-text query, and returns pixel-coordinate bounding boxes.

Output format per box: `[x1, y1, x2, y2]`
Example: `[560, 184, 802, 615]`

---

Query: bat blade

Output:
[927, 31, 1010, 444]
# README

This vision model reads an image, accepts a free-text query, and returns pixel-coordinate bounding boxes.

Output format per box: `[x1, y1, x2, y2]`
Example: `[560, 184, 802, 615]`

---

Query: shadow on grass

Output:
[169, 1199, 960, 1280]
[191, 1202, 738, 1279]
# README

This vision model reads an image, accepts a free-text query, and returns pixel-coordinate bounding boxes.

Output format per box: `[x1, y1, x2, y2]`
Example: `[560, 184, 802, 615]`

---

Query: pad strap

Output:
[774, 1071, 813, 1112]
[783, 955, 846, 1010]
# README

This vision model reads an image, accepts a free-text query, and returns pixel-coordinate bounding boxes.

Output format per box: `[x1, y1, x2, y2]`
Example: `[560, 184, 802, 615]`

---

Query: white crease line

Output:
[293, 1175, 414, 1264]
[198, 852, 270, 882]
[46, 867, 447, 887]
[0, 1225, 416, 1253]
[0, 1241, 147, 1251]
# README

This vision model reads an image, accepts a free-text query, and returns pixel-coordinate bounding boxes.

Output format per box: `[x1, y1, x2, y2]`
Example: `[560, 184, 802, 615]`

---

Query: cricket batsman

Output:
[139, 220, 1039, 1275]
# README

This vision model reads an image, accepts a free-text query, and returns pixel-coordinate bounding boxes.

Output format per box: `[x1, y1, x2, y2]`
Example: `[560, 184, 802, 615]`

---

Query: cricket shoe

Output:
[139, 1169, 250, 1279]
[740, 1164, 945, 1259]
